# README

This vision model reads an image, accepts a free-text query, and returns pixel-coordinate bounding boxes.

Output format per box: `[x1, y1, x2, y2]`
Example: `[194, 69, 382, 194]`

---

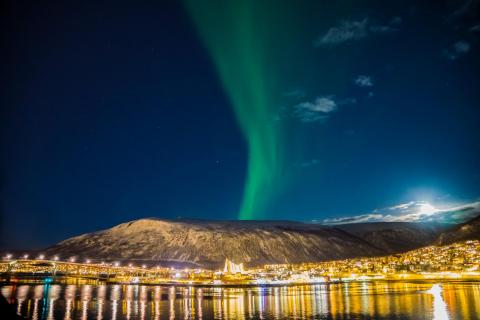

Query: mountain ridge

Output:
[44, 218, 452, 268]
[436, 214, 480, 245]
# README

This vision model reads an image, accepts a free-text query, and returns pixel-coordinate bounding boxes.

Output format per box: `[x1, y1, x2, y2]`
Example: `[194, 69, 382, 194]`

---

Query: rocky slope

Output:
[44, 219, 449, 269]
[336, 222, 447, 253]
[436, 213, 480, 245]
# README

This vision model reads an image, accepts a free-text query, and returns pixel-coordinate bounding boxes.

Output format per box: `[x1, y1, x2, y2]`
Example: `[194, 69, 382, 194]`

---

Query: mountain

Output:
[336, 222, 448, 253]
[436, 213, 480, 245]
[45, 219, 382, 268]
[43, 219, 448, 269]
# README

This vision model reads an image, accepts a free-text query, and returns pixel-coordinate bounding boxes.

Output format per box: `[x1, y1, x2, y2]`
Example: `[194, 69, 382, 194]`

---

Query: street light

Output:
[38, 254, 45, 260]
[23, 254, 29, 259]
[53, 256, 59, 261]
[86, 259, 91, 264]
[69, 257, 76, 263]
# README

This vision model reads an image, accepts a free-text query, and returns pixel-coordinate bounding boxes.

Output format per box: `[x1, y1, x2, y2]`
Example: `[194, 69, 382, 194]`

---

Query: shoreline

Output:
[2, 274, 480, 288]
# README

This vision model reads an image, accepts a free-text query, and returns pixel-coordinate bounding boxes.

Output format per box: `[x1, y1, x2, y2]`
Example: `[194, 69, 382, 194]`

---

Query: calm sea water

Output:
[1, 281, 479, 319]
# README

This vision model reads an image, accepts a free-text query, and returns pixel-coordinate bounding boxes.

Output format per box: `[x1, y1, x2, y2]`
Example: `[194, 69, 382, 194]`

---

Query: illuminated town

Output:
[2, 240, 479, 286]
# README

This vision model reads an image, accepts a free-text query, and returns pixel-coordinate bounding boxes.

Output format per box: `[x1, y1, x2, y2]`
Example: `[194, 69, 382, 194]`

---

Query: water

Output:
[1, 281, 480, 319]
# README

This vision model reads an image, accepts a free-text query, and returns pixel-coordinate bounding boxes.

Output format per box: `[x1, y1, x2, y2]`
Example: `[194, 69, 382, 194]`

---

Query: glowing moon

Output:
[419, 202, 439, 215]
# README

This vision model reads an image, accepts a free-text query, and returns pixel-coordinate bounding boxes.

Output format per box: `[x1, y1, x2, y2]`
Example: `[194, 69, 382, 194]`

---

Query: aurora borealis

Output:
[183, 1, 288, 219]
[2, 0, 480, 248]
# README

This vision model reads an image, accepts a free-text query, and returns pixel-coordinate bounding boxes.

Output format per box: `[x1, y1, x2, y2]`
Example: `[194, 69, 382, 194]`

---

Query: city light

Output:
[0, 240, 478, 286]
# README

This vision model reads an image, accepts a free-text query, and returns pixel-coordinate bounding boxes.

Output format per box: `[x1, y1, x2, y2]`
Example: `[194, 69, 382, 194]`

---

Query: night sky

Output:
[1, 0, 479, 249]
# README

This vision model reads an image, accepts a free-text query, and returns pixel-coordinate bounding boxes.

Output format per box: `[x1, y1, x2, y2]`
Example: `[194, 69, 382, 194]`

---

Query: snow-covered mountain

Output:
[44, 218, 451, 269]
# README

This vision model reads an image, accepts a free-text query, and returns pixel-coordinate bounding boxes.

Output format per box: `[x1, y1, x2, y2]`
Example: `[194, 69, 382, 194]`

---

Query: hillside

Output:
[436, 214, 480, 245]
[336, 222, 447, 253]
[43, 219, 448, 269]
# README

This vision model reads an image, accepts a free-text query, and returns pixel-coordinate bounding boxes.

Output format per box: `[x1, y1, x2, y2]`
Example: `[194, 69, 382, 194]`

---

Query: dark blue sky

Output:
[1, 0, 479, 249]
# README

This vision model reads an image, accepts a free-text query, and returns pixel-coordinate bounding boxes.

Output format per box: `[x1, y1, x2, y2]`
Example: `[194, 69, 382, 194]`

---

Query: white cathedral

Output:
[223, 258, 245, 274]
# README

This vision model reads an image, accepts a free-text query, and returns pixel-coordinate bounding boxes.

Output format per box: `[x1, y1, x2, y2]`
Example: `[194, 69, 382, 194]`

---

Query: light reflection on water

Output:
[1, 281, 479, 319]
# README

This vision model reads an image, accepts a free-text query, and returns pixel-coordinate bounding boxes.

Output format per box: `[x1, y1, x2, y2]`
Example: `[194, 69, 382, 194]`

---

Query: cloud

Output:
[386, 201, 415, 211]
[354, 75, 373, 87]
[369, 25, 396, 34]
[470, 24, 480, 32]
[293, 96, 336, 122]
[322, 214, 387, 225]
[448, 0, 480, 22]
[314, 18, 369, 46]
[301, 96, 337, 112]
[322, 201, 480, 225]
[390, 16, 403, 25]
[284, 89, 306, 99]
[454, 40, 471, 53]
[293, 96, 355, 122]
[295, 159, 320, 168]
[444, 40, 471, 60]
[314, 17, 401, 46]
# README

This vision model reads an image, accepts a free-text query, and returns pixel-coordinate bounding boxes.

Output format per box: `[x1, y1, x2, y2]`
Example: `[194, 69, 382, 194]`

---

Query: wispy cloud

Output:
[293, 96, 336, 122]
[470, 24, 480, 32]
[384, 201, 415, 211]
[315, 18, 369, 46]
[314, 17, 401, 46]
[454, 41, 471, 53]
[443, 40, 471, 60]
[293, 96, 355, 122]
[284, 89, 306, 99]
[390, 16, 403, 25]
[295, 159, 320, 168]
[448, 0, 480, 22]
[354, 75, 373, 87]
[322, 201, 480, 225]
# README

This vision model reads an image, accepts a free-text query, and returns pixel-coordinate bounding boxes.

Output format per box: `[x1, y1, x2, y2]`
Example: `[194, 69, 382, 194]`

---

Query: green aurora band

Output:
[183, 1, 288, 219]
